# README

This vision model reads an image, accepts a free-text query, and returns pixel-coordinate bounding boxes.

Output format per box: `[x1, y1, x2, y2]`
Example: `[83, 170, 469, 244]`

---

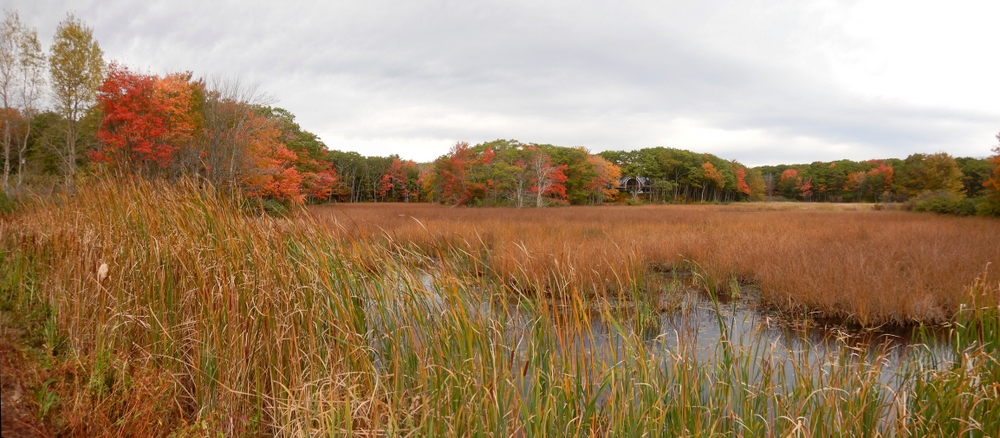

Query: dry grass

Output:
[313, 202, 1000, 325]
[2, 179, 998, 436]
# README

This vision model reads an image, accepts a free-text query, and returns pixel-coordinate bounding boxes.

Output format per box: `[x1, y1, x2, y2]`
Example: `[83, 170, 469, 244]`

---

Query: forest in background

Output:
[5, 10, 1000, 436]
[2, 11, 1000, 215]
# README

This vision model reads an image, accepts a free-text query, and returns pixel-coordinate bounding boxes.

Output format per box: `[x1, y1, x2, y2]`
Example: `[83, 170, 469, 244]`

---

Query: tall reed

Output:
[1, 178, 997, 436]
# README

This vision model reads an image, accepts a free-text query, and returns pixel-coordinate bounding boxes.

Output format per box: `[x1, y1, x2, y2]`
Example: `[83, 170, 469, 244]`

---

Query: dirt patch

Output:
[0, 333, 51, 437]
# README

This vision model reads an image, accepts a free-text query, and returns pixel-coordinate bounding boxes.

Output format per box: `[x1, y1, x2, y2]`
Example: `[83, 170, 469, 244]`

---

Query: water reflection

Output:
[375, 270, 956, 387]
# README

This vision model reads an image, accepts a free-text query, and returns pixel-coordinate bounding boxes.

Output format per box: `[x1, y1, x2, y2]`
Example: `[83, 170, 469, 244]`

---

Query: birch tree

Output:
[49, 13, 104, 192]
[15, 15, 44, 191]
[1, 11, 18, 194]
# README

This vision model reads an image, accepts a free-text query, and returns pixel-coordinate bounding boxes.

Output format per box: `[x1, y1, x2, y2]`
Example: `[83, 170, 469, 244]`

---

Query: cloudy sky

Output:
[16, 0, 1000, 165]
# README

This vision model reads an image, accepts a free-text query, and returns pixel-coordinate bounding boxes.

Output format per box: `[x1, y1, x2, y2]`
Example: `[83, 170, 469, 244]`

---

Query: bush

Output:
[906, 190, 979, 216]
[976, 197, 1000, 217]
[0, 191, 17, 216]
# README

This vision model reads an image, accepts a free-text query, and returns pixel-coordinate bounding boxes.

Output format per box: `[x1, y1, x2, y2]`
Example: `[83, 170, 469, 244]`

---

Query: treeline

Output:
[754, 151, 1000, 215]
[1, 12, 348, 204]
[598, 147, 761, 203]
[755, 153, 992, 202]
[2, 11, 1000, 216]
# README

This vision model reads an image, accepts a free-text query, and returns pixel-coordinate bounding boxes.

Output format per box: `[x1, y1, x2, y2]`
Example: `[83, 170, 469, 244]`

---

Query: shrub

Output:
[977, 197, 1000, 217]
[907, 190, 978, 216]
[0, 191, 17, 216]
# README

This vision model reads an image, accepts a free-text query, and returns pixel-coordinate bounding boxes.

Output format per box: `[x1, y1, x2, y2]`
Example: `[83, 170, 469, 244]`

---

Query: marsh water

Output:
[368, 270, 956, 389]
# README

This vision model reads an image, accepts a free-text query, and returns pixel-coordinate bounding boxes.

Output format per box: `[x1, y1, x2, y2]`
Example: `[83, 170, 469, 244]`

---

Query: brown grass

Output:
[3, 179, 999, 435]
[312, 202, 1000, 325]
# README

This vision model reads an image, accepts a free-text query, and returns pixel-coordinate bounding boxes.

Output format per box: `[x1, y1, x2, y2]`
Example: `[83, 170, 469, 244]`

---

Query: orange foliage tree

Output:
[378, 157, 419, 202]
[239, 111, 305, 203]
[585, 154, 621, 203]
[434, 142, 495, 205]
[92, 64, 344, 204]
[92, 63, 196, 173]
[799, 178, 813, 200]
[734, 166, 751, 196]
[865, 162, 894, 200]
[701, 161, 725, 201]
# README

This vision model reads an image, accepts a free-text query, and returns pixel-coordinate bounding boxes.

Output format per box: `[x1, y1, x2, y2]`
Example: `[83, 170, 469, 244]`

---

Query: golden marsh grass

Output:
[314, 202, 1000, 325]
[1, 179, 997, 436]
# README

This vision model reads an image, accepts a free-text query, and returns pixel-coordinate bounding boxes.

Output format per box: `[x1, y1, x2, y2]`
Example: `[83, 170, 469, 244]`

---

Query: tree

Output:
[0, 11, 43, 194]
[762, 172, 775, 197]
[778, 168, 799, 198]
[956, 156, 994, 198]
[1, 11, 18, 194]
[302, 165, 344, 201]
[980, 135, 1000, 216]
[799, 178, 813, 201]
[701, 161, 724, 201]
[435, 141, 474, 205]
[846, 171, 866, 201]
[198, 77, 272, 190]
[92, 64, 196, 173]
[378, 157, 419, 202]
[13, 16, 44, 191]
[239, 111, 304, 203]
[863, 162, 893, 201]
[49, 13, 104, 191]
[527, 146, 567, 206]
[734, 166, 751, 197]
[897, 152, 964, 197]
[432, 142, 495, 205]
[585, 154, 621, 204]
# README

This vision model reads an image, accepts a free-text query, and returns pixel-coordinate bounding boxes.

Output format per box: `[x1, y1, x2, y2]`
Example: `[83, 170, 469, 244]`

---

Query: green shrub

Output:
[977, 197, 1000, 217]
[0, 191, 16, 215]
[907, 190, 978, 216]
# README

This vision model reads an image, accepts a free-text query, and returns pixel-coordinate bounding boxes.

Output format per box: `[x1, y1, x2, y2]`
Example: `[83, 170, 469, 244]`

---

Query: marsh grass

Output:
[0, 178, 997, 436]
[314, 202, 1000, 326]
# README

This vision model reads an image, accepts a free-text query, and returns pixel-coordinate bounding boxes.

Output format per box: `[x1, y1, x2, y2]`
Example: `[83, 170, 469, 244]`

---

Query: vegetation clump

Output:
[906, 190, 980, 215]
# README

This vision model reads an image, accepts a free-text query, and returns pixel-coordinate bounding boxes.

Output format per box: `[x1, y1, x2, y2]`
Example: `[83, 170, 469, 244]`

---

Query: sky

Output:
[14, 0, 1000, 166]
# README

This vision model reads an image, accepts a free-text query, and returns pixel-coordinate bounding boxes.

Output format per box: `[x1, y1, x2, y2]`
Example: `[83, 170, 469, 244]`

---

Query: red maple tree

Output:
[92, 64, 196, 171]
[734, 167, 751, 195]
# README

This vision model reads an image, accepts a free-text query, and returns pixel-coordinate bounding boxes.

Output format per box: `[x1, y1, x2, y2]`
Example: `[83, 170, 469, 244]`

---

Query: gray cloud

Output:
[16, 0, 1000, 165]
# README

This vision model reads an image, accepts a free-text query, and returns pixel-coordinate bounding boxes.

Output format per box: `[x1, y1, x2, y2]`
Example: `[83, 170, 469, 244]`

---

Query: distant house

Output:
[617, 176, 652, 195]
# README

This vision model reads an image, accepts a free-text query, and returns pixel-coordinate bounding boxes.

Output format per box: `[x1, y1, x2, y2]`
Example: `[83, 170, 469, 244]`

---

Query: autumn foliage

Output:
[429, 141, 599, 207]
[980, 136, 1000, 215]
[92, 63, 196, 170]
[91, 63, 342, 204]
[734, 166, 751, 195]
[84, 66, 998, 211]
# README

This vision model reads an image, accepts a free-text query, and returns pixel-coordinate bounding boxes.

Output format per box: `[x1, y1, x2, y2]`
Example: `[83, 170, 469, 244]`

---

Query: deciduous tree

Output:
[981, 135, 1000, 216]
[13, 17, 44, 191]
[734, 166, 751, 196]
[49, 13, 104, 191]
[1, 11, 18, 194]
[528, 146, 568, 207]
[92, 64, 196, 173]
[0, 11, 43, 194]
[585, 154, 621, 203]
[701, 161, 724, 201]
[378, 157, 419, 202]
[240, 111, 304, 203]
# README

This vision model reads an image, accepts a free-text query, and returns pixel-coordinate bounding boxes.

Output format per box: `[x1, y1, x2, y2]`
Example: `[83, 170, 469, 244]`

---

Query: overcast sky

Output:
[15, 0, 1000, 165]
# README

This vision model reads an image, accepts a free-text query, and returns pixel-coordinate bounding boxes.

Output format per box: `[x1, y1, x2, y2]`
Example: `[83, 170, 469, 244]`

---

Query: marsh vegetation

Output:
[2, 179, 998, 436]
